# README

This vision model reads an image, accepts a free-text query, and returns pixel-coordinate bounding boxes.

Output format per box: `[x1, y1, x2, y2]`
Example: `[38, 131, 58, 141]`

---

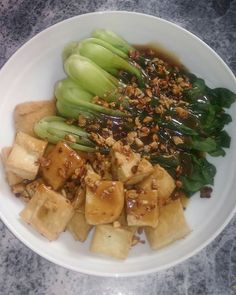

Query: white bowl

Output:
[0, 11, 236, 277]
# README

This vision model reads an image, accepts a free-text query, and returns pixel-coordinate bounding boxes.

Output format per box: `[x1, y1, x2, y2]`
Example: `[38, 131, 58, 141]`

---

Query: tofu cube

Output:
[14, 100, 56, 136]
[72, 186, 86, 212]
[85, 176, 124, 225]
[115, 209, 137, 234]
[41, 141, 84, 190]
[126, 158, 154, 185]
[6, 132, 47, 180]
[25, 178, 44, 199]
[111, 141, 153, 185]
[20, 184, 74, 241]
[126, 189, 159, 227]
[145, 199, 190, 250]
[1, 147, 23, 185]
[90, 224, 133, 259]
[139, 164, 176, 205]
[111, 141, 140, 182]
[67, 212, 93, 242]
[67, 186, 93, 242]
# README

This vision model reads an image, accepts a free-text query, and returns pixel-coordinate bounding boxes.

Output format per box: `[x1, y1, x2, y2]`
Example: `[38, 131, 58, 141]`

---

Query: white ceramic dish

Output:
[0, 11, 236, 277]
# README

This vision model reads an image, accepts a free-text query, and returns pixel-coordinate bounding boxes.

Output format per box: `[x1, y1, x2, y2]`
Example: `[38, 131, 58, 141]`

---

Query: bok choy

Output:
[64, 54, 121, 102]
[55, 78, 126, 118]
[34, 116, 96, 152]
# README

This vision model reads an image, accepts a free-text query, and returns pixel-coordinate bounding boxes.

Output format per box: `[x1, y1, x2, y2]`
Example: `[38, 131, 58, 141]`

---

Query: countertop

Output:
[0, 0, 236, 294]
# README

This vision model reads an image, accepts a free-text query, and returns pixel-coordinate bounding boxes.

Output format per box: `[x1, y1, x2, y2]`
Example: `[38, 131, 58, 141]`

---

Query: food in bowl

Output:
[1, 29, 235, 260]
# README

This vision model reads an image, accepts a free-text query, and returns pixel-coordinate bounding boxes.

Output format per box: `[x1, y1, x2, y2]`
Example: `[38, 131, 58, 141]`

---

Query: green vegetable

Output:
[150, 154, 180, 169]
[92, 29, 135, 54]
[181, 156, 216, 196]
[34, 116, 96, 152]
[207, 131, 231, 157]
[154, 117, 198, 136]
[206, 87, 236, 108]
[215, 130, 231, 148]
[55, 78, 93, 102]
[78, 40, 144, 86]
[64, 54, 120, 102]
[55, 78, 126, 118]
[186, 74, 236, 108]
[63, 38, 128, 60]
[49, 31, 235, 199]
[181, 74, 235, 158]
[63, 41, 79, 61]
[185, 137, 217, 153]
[56, 100, 96, 119]
[184, 76, 206, 101]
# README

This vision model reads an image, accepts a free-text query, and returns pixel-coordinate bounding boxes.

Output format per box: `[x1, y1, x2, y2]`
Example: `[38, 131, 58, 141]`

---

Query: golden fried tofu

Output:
[14, 100, 56, 136]
[90, 224, 133, 259]
[72, 186, 86, 211]
[1, 147, 23, 185]
[20, 184, 74, 241]
[85, 164, 101, 184]
[68, 212, 93, 242]
[110, 141, 153, 185]
[6, 132, 47, 180]
[139, 164, 176, 205]
[126, 158, 154, 185]
[85, 177, 124, 225]
[111, 141, 140, 181]
[67, 187, 93, 242]
[41, 141, 84, 190]
[126, 189, 159, 227]
[25, 178, 44, 199]
[145, 199, 190, 250]
[115, 209, 137, 234]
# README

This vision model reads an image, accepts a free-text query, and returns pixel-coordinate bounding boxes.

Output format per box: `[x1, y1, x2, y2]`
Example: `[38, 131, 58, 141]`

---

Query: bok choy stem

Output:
[34, 116, 96, 152]
[78, 40, 144, 86]
[92, 29, 135, 54]
[55, 78, 127, 118]
[64, 54, 121, 102]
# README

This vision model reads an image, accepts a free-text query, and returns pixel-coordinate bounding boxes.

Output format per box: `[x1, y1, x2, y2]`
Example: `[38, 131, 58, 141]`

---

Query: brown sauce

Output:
[134, 43, 187, 72]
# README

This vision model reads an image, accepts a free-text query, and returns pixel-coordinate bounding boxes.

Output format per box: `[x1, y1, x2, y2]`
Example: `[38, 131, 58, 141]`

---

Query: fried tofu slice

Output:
[90, 224, 133, 259]
[6, 132, 47, 180]
[14, 100, 56, 136]
[67, 187, 93, 242]
[139, 164, 176, 205]
[68, 212, 93, 242]
[110, 141, 153, 185]
[85, 166, 124, 224]
[1, 147, 23, 185]
[127, 158, 154, 186]
[41, 141, 84, 190]
[111, 141, 140, 182]
[126, 189, 159, 227]
[145, 199, 190, 250]
[72, 186, 86, 211]
[115, 209, 137, 234]
[20, 184, 74, 241]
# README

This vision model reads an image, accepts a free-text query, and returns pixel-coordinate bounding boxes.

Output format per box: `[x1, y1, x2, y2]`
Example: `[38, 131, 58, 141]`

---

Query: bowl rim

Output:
[0, 10, 236, 277]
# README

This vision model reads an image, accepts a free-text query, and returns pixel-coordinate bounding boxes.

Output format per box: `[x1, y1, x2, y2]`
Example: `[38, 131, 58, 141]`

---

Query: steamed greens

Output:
[34, 28, 236, 198]
[34, 116, 96, 152]
[55, 78, 126, 119]
[64, 54, 120, 101]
